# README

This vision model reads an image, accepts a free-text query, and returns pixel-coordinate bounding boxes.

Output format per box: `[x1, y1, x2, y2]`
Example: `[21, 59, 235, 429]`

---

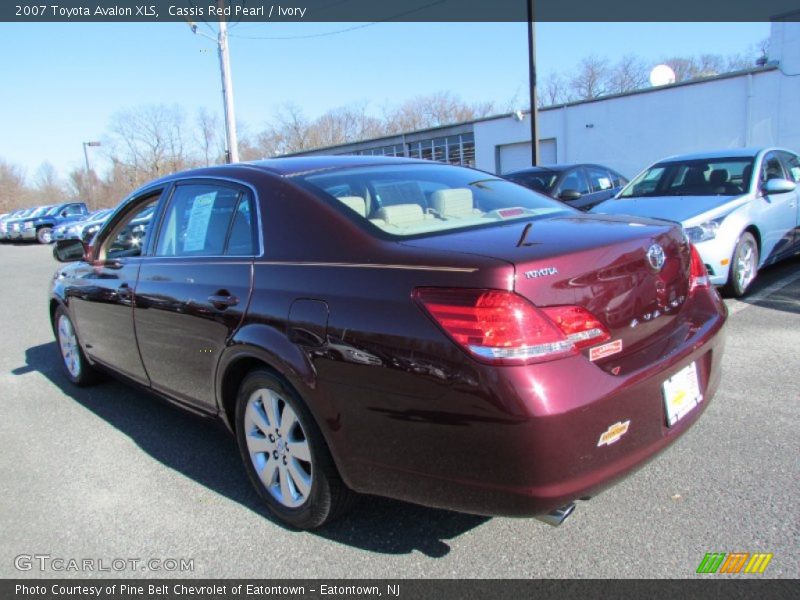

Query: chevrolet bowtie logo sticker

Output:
[597, 420, 630, 447]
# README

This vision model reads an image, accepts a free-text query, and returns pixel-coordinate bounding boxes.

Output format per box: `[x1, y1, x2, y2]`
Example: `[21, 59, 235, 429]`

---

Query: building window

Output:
[334, 133, 475, 167]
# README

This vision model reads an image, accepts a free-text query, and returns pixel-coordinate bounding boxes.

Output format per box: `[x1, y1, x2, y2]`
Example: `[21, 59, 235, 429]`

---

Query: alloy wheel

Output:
[735, 238, 757, 293]
[57, 314, 81, 379]
[243, 387, 313, 508]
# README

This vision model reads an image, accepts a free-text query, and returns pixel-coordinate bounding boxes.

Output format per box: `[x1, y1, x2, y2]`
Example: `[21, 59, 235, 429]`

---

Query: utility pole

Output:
[217, 0, 239, 163]
[527, 1, 539, 166]
[188, 1, 239, 164]
[82, 141, 101, 208]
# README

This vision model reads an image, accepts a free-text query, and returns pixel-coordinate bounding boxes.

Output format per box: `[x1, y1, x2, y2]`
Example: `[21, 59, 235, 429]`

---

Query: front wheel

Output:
[235, 369, 356, 529]
[54, 306, 100, 386]
[723, 232, 759, 297]
[37, 227, 53, 244]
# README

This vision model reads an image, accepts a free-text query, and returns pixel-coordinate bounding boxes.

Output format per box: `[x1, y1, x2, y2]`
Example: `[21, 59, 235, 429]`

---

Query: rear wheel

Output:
[54, 306, 99, 386]
[235, 369, 356, 529]
[37, 227, 53, 244]
[724, 232, 759, 297]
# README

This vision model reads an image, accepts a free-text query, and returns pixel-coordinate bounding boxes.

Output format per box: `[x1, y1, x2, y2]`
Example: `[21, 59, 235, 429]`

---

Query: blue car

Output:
[13, 201, 89, 243]
[0, 208, 32, 241]
[53, 208, 113, 242]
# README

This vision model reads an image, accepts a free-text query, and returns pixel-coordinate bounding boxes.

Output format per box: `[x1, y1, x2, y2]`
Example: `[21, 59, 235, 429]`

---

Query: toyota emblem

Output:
[647, 244, 666, 271]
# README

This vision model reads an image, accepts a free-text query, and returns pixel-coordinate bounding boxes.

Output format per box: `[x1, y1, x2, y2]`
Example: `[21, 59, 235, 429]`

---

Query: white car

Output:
[592, 148, 800, 296]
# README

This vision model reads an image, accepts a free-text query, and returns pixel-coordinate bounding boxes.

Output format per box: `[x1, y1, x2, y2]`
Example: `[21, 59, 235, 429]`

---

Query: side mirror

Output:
[558, 189, 582, 202]
[53, 238, 88, 263]
[762, 178, 796, 195]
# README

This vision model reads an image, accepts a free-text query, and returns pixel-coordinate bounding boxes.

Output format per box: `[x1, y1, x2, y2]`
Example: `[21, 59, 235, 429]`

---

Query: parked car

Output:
[592, 148, 800, 296]
[14, 201, 89, 243]
[53, 208, 114, 242]
[0, 208, 30, 241]
[505, 164, 629, 211]
[4, 206, 53, 241]
[50, 156, 726, 530]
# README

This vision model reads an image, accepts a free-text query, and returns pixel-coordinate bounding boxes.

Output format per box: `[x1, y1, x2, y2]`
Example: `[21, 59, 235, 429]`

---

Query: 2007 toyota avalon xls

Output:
[50, 156, 727, 529]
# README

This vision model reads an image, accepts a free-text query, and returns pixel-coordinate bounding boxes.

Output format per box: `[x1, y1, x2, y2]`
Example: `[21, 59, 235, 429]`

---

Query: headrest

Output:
[742, 164, 753, 188]
[338, 196, 367, 217]
[375, 204, 425, 226]
[683, 168, 707, 186]
[430, 188, 474, 217]
[709, 169, 729, 185]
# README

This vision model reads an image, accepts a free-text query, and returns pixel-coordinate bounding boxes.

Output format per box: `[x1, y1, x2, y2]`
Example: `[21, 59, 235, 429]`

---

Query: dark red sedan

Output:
[50, 156, 727, 529]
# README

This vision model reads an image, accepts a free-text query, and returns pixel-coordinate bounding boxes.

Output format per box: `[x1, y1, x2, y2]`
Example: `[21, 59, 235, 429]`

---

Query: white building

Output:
[293, 19, 800, 180]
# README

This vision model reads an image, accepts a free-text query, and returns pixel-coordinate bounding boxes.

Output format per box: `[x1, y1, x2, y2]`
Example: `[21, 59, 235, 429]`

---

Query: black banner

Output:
[3, 579, 800, 600]
[2, 0, 800, 23]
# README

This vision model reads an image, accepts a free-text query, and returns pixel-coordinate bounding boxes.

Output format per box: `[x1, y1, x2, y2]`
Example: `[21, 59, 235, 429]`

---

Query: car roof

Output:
[245, 155, 433, 176]
[141, 155, 444, 190]
[506, 163, 619, 176]
[506, 166, 563, 175]
[655, 147, 792, 162]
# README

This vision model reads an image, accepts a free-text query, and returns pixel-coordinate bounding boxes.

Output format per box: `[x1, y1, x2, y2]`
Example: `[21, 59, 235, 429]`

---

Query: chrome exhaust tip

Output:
[534, 503, 576, 527]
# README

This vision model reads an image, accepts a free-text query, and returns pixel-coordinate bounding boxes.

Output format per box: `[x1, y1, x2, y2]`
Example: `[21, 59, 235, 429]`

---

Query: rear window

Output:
[295, 163, 572, 238]
[505, 171, 559, 193]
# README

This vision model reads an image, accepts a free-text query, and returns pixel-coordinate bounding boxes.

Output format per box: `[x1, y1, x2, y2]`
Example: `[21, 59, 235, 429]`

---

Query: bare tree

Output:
[540, 72, 571, 106]
[384, 91, 496, 134]
[0, 159, 30, 212]
[106, 104, 196, 188]
[662, 57, 698, 82]
[726, 53, 754, 71]
[32, 161, 67, 205]
[196, 107, 223, 167]
[257, 103, 311, 155]
[570, 56, 610, 100]
[607, 55, 649, 94]
[696, 54, 725, 77]
[309, 103, 383, 148]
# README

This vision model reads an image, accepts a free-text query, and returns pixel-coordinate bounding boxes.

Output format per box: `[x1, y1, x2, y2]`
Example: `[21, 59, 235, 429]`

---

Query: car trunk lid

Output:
[401, 214, 692, 363]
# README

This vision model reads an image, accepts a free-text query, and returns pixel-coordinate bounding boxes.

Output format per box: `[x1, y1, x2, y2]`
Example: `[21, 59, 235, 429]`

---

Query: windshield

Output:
[620, 157, 754, 198]
[295, 163, 573, 238]
[30, 206, 53, 217]
[505, 171, 560, 193]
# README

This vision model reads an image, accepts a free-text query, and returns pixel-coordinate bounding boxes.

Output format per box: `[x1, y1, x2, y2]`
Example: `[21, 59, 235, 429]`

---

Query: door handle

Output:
[117, 283, 133, 301]
[208, 291, 239, 310]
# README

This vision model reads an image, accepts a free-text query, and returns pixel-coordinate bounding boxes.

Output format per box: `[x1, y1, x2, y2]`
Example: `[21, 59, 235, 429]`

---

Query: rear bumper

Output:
[332, 287, 727, 517]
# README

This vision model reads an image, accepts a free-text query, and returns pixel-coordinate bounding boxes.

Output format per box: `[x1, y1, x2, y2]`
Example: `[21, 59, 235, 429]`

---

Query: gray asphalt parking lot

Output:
[0, 243, 798, 579]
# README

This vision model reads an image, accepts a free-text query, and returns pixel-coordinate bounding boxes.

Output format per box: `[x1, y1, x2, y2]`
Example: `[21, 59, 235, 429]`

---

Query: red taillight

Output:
[689, 244, 710, 291]
[541, 305, 610, 350]
[414, 288, 608, 364]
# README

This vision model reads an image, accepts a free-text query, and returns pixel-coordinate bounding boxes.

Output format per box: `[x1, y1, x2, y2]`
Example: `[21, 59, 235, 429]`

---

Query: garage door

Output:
[497, 139, 557, 173]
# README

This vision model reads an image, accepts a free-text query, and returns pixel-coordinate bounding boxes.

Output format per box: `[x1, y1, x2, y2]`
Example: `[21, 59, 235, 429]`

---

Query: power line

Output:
[230, 21, 379, 41]
[229, 0, 446, 41]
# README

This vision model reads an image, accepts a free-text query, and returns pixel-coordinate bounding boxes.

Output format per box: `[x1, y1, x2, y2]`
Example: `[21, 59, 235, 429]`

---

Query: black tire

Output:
[54, 306, 100, 386]
[723, 232, 759, 298]
[37, 227, 53, 244]
[235, 369, 357, 529]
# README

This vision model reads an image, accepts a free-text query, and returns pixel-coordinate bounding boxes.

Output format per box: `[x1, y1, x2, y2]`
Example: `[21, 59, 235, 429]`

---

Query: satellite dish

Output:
[650, 64, 676, 87]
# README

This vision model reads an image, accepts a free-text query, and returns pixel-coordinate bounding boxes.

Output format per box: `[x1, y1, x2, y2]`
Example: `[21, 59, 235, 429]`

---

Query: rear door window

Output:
[555, 168, 591, 196]
[155, 183, 256, 257]
[586, 166, 614, 192]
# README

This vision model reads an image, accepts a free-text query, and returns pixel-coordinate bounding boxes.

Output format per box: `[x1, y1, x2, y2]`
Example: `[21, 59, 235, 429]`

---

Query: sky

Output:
[0, 21, 770, 182]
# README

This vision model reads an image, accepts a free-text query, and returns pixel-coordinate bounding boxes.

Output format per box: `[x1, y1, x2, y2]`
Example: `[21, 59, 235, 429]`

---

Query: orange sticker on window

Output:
[590, 339, 623, 361]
